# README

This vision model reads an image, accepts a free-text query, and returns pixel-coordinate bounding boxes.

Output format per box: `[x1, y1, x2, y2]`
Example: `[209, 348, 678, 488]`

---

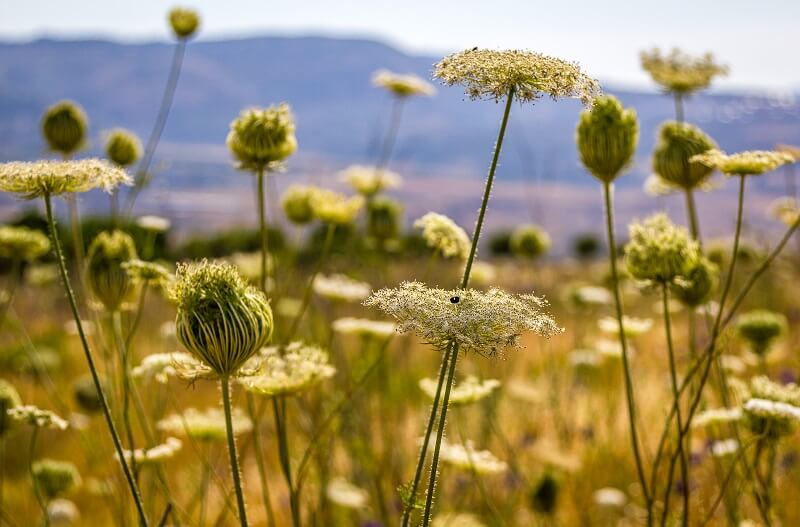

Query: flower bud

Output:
[671, 257, 718, 307]
[172, 261, 273, 377]
[227, 104, 297, 171]
[86, 230, 138, 311]
[652, 122, 716, 189]
[736, 310, 787, 356]
[41, 101, 88, 156]
[168, 7, 200, 40]
[576, 95, 638, 183]
[32, 459, 81, 499]
[281, 185, 317, 225]
[510, 224, 550, 260]
[105, 129, 142, 167]
[624, 213, 699, 283]
[367, 197, 403, 240]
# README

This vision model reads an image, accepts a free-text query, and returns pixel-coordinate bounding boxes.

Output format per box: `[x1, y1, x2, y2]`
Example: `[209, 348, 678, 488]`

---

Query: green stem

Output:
[125, 286, 148, 349]
[660, 285, 689, 527]
[684, 189, 701, 247]
[602, 181, 651, 516]
[246, 393, 276, 527]
[43, 193, 149, 526]
[256, 167, 270, 294]
[674, 94, 684, 124]
[714, 175, 746, 335]
[113, 310, 138, 476]
[271, 397, 299, 526]
[66, 194, 86, 301]
[376, 97, 405, 171]
[221, 377, 248, 527]
[29, 427, 49, 527]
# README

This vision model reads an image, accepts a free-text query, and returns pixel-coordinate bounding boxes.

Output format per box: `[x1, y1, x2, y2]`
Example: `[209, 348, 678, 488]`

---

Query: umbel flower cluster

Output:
[624, 213, 700, 283]
[0, 225, 50, 261]
[640, 48, 728, 95]
[434, 48, 600, 104]
[364, 281, 561, 356]
[414, 212, 470, 260]
[372, 69, 435, 98]
[227, 104, 298, 171]
[339, 165, 402, 197]
[157, 406, 253, 442]
[171, 260, 273, 377]
[240, 342, 336, 397]
[0, 159, 131, 199]
[691, 149, 794, 176]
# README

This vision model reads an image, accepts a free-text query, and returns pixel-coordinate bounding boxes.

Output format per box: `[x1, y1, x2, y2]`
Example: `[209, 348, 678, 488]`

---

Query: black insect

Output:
[450, 296, 460, 304]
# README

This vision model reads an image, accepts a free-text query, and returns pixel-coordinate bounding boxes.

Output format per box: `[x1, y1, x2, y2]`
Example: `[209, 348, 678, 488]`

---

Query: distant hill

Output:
[1, 35, 798, 250]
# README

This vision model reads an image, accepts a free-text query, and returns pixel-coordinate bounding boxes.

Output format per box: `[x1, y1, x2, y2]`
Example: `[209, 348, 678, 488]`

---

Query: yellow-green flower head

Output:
[171, 260, 273, 377]
[769, 197, 800, 227]
[339, 165, 402, 197]
[640, 48, 728, 95]
[41, 100, 88, 156]
[576, 95, 639, 183]
[365, 281, 561, 356]
[240, 342, 335, 397]
[227, 104, 297, 171]
[671, 257, 718, 307]
[740, 376, 800, 437]
[104, 128, 142, 167]
[0, 379, 21, 437]
[597, 315, 653, 337]
[414, 212, 470, 260]
[439, 439, 508, 474]
[434, 48, 600, 104]
[624, 213, 700, 283]
[331, 317, 397, 339]
[313, 273, 371, 303]
[86, 230, 138, 311]
[309, 188, 364, 225]
[691, 149, 794, 177]
[122, 259, 172, 291]
[7, 405, 68, 430]
[736, 309, 787, 355]
[367, 196, 403, 240]
[118, 437, 182, 467]
[73, 375, 105, 414]
[281, 184, 318, 225]
[32, 459, 80, 499]
[371, 69, 436, 97]
[136, 215, 171, 233]
[157, 406, 252, 442]
[510, 224, 551, 260]
[0, 225, 50, 261]
[0, 159, 131, 200]
[776, 144, 800, 161]
[168, 7, 200, 39]
[652, 122, 717, 190]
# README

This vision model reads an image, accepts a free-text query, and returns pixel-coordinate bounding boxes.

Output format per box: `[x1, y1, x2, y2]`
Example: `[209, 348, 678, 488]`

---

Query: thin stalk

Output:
[43, 193, 149, 526]
[271, 397, 300, 526]
[29, 427, 49, 527]
[714, 175, 746, 335]
[124, 40, 186, 216]
[602, 181, 651, 512]
[674, 94, 684, 124]
[684, 189, 701, 247]
[256, 167, 271, 294]
[660, 285, 689, 527]
[66, 194, 86, 299]
[125, 286, 148, 349]
[246, 393, 277, 527]
[113, 310, 138, 475]
[375, 97, 405, 171]
[221, 377, 249, 527]
[420, 86, 516, 527]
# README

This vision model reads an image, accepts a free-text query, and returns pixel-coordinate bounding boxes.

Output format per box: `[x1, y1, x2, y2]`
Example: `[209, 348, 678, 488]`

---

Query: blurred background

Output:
[1, 0, 798, 255]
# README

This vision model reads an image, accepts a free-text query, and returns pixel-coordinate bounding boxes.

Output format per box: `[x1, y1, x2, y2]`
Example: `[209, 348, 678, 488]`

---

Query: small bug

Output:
[450, 296, 460, 304]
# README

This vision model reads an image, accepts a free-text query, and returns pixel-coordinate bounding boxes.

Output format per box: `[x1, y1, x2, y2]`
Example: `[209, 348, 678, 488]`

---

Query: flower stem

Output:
[674, 94, 684, 124]
[112, 310, 138, 476]
[684, 189, 701, 247]
[256, 166, 271, 294]
[29, 427, 49, 527]
[221, 377, 249, 527]
[43, 193, 149, 526]
[246, 393, 276, 527]
[602, 181, 651, 517]
[271, 397, 300, 526]
[376, 96, 405, 171]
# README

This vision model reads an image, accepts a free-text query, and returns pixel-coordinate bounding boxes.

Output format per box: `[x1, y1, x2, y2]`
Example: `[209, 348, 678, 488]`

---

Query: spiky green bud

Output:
[227, 105, 297, 172]
[105, 129, 142, 167]
[41, 101, 87, 156]
[367, 196, 403, 240]
[32, 459, 80, 499]
[624, 213, 700, 283]
[510, 224, 550, 260]
[168, 7, 200, 39]
[86, 230, 138, 311]
[736, 309, 787, 356]
[171, 261, 273, 377]
[0, 379, 21, 437]
[652, 122, 716, 190]
[0, 225, 50, 261]
[576, 95, 639, 183]
[281, 185, 317, 225]
[671, 257, 718, 307]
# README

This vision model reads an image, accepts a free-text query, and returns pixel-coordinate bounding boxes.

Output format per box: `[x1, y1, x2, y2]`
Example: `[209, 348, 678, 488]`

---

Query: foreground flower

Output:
[434, 48, 599, 104]
[313, 273, 371, 302]
[624, 213, 700, 283]
[439, 440, 507, 474]
[419, 376, 500, 405]
[8, 405, 68, 430]
[691, 149, 793, 176]
[340, 164, 402, 197]
[157, 407, 252, 442]
[0, 159, 131, 199]
[240, 342, 335, 397]
[168, 7, 200, 39]
[326, 478, 369, 509]
[372, 69, 435, 97]
[105, 129, 142, 167]
[41, 100, 88, 156]
[365, 281, 560, 355]
[414, 212, 470, 260]
[171, 260, 273, 377]
[331, 317, 397, 339]
[117, 437, 182, 466]
[227, 104, 297, 171]
[0, 225, 50, 261]
[640, 48, 727, 95]
[652, 122, 717, 190]
[576, 95, 639, 183]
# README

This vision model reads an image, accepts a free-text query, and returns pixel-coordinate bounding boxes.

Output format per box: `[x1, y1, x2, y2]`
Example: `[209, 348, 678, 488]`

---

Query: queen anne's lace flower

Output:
[0, 159, 131, 199]
[136, 215, 171, 232]
[309, 188, 364, 225]
[117, 437, 182, 466]
[640, 48, 728, 95]
[326, 478, 369, 509]
[624, 213, 700, 283]
[419, 376, 500, 405]
[157, 407, 252, 442]
[434, 48, 599, 104]
[692, 407, 743, 429]
[132, 352, 200, 383]
[331, 317, 397, 338]
[691, 149, 793, 176]
[597, 316, 653, 337]
[313, 273, 371, 302]
[439, 440, 508, 474]
[576, 95, 639, 183]
[710, 439, 739, 458]
[8, 405, 68, 430]
[372, 69, 435, 97]
[240, 343, 335, 397]
[414, 212, 470, 260]
[769, 197, 800, 227]
[0, 226, 50, 261]
[365, 281, 560, 356]
[339, 165, 402, 197]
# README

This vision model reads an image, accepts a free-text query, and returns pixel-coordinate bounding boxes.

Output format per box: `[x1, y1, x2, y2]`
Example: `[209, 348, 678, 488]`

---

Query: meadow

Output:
[1, 6, 800, 527]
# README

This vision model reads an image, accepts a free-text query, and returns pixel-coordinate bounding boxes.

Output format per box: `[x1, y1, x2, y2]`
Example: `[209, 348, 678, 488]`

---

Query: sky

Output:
[1, 0, 798, 93]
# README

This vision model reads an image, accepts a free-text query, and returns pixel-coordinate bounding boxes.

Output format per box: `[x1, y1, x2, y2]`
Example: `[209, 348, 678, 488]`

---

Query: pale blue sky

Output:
[1, 0, 798, 92]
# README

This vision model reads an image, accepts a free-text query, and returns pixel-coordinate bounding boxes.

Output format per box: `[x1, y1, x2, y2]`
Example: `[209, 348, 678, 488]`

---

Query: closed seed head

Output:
[41, 101, 88, 156]
[576, 95, 639, 183]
